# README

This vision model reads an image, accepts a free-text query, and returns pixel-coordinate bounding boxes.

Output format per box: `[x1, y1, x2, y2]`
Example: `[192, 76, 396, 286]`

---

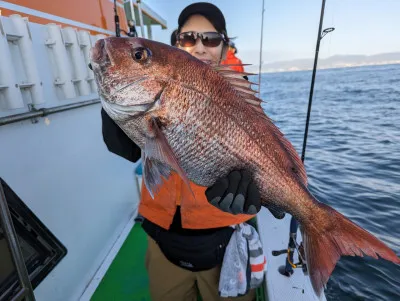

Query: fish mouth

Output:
[101, 98, 154, 115]
[90, 38, 116, 75]
[101, 83, 163, 116]
[90, 39, 113, 66]
[97, 75, 149, 104]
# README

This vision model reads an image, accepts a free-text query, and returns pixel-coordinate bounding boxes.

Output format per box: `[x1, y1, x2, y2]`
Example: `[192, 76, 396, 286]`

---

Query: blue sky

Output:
[145, 0, 400, 65]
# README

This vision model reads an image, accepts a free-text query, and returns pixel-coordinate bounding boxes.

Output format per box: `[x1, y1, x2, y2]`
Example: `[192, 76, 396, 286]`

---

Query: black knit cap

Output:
[170, 29, 178, 45]
[178, 2, 228, 39]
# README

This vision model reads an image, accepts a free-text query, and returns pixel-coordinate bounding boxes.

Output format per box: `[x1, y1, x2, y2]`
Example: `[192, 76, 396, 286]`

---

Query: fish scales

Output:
[90, 37, 400, 296]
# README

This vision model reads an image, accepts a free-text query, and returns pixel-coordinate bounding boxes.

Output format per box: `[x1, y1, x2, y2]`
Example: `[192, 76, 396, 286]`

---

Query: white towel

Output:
[218, 223, 266, 297]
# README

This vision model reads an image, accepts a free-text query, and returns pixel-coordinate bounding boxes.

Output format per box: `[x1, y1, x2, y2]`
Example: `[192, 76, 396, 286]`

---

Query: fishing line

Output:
[257, 0, 265, 97]
[328, 2, 334, 58]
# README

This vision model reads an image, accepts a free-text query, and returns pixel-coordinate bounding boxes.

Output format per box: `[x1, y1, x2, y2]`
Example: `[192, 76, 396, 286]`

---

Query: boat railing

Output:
[0, 1, 167, 126]
[0, 14, 106, 124]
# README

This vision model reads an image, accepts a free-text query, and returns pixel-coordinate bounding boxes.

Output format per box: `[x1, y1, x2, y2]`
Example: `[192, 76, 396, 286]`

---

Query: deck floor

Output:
[90, 222, 266, 301]
[91, 223, 151, 301]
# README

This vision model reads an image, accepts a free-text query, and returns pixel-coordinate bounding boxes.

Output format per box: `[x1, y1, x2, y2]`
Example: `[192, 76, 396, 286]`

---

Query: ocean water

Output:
[254, 64, 400, 300]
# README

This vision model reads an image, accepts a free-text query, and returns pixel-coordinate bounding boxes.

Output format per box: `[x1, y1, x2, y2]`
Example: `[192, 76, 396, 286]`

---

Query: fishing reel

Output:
[113, 0, 138, 38]
[272, 231, 308, 276]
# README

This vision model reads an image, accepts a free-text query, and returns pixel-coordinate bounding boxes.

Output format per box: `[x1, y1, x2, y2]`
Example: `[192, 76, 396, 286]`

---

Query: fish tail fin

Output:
[303, 202, 400, 296]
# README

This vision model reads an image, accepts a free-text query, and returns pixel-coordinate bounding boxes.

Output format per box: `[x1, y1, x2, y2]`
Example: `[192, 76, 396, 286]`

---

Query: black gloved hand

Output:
[205, 170, 261, 215]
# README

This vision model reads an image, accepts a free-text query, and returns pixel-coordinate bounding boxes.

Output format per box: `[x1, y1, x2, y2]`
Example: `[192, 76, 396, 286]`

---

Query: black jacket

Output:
[101, 108, 141, 163]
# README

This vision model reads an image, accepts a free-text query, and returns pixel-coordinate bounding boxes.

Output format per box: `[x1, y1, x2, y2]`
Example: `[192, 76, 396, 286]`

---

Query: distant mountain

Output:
[246, 52, 400, 73]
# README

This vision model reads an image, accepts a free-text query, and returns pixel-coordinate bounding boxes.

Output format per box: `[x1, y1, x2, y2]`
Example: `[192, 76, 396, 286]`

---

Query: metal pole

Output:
[257, 0, 265, 96]
[0, 183, 36, 301]
[146, 23, 152, 40]
[283, 0, 328, 276]
[0, 98, 100, 127]
[10, 288, 29, 301]
[129, 0, 136, 25]
[137, 0, 145, 38]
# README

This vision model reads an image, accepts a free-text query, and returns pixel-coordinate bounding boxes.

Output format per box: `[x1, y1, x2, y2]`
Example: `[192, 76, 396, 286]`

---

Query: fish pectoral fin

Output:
[142, 118, 195, 200]
[142, 153, 171, 198]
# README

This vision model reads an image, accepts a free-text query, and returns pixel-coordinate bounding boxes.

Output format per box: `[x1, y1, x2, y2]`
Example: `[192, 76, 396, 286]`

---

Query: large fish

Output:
[89, 37, 399, 295]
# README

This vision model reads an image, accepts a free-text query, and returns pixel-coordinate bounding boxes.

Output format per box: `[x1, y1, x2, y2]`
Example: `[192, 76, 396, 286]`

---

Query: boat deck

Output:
[91, 223, 151, 301]
[90, 222, 267, 301]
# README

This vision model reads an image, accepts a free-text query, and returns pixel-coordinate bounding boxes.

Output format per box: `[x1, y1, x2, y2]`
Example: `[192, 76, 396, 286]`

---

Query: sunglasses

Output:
[177, 31, 226, 48]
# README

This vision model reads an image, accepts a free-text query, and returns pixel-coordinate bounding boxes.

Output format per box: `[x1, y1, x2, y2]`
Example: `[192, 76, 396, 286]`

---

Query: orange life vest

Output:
[221, 50, 245, 72]
[138, 172, 255, 230]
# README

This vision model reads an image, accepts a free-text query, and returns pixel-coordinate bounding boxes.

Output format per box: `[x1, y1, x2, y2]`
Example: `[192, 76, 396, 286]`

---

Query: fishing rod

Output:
[114, 0, 121, 37]
[257, 0, 265, 96]
[272, 0, 335, 277]
[113, 0, 139, 38]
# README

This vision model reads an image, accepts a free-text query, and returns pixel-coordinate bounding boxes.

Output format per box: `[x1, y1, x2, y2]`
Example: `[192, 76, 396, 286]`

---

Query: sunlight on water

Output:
[253, 64, 400, 301]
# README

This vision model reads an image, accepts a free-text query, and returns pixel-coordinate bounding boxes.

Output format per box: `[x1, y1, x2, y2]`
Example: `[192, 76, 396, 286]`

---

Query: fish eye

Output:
[132, 47, 151, 62]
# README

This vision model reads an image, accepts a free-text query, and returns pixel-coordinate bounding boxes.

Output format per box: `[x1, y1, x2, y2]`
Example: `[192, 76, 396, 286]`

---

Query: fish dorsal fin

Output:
[143, 118, 195, 199]
[213, 64, 254, 75]
[213, 64, 256, 79]
[213, 64, 308, 186]
[213, 64, 265, 111]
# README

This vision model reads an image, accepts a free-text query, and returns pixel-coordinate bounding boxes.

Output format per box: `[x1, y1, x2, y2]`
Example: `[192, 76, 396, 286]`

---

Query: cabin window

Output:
[0, 178, 67, 301]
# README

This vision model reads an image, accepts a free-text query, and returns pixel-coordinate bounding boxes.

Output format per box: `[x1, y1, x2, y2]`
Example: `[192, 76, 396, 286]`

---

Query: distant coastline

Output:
[245, 52, 400, 73]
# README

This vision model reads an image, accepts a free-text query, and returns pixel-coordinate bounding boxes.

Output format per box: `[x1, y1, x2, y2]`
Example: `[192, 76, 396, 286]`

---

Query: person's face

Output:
[178, 15, 225, 64]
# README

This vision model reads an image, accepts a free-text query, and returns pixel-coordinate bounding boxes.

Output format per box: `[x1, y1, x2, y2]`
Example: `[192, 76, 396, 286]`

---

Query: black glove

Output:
[205, 170, 261, 215]
[101, 108, 141, 163]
